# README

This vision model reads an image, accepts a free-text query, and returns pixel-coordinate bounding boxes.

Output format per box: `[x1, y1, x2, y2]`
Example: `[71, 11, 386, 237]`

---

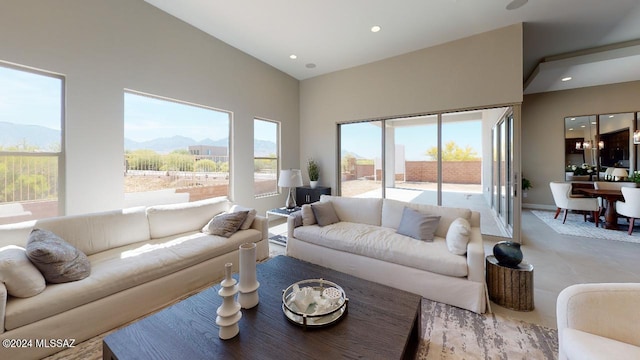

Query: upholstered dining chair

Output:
[549, 182, 599, 226]
[594, 181, 636, 218]
[616, 187, 640, 235]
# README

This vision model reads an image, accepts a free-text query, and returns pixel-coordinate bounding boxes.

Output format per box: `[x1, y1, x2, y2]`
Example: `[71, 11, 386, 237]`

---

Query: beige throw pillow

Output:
[26, 229, 91, 284]
[202, 211, 249, 237]
[311, 201, 340, 227]
[301, 203, 317, 226]
[446, 217, 471, 255]
[228, 205, 257, 230]
[0, 245, 46, 297]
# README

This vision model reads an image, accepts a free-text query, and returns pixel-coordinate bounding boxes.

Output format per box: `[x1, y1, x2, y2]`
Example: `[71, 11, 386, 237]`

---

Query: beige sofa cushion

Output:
[381, 199, 472, 238]
[320, 195, 382, 226]
[4, 228, 262, 331]
[147, 197, 229, 239]
[30, 207, 151, 256]
[0, 245, 46, 298]
[293, 222, 467, 277]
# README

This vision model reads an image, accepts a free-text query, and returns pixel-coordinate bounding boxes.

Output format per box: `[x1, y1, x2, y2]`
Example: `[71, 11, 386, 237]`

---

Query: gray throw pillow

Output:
[26, 229, 91, 284]
[202, 211, 249, 237]
[311, 201, 340, 227]
[396, 207, 441, 241]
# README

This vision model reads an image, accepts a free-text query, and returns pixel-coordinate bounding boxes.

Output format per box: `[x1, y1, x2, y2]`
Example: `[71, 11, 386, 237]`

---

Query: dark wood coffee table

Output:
[103, 256, 422, 359]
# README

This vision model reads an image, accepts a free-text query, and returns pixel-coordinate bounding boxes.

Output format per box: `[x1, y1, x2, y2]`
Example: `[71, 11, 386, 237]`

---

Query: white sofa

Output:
[0, 196, 268, 360]
[286, 195, 487, 313]
[556, 283, 640, 360]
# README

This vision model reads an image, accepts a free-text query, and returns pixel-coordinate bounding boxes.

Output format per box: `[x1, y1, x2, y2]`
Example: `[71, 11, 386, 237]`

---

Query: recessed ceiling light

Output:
[570, 118, 576, 120]
[581, 125, 586, 128]
[591, 121, 596, 125]
[305, 63, 316, 69]
[561, 77, 572, 82]
[506, 0, 528, 10]
[289, 54, 297, 60]
[609, 115, 614, 118]
[371, 25, 381, 33]
[569, 128, 574, 131]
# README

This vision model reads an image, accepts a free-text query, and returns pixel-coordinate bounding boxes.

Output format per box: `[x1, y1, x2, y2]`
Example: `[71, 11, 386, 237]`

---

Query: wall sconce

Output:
[598, 141, 604, 149]
[575, 141, 582, 150]
[634, 130, 640, 144]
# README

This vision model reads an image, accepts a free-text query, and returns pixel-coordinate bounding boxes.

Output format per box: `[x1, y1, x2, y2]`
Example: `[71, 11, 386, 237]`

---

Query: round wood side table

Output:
[485, 255, 534, 311]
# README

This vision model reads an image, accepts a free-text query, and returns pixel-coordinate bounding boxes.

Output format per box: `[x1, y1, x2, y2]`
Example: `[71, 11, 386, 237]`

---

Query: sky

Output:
[0, 65, 62, 130]
[341, 119, 482, 161]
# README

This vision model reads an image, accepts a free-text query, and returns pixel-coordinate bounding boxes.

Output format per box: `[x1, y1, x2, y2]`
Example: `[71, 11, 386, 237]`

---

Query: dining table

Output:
[577, 188, 625, 230]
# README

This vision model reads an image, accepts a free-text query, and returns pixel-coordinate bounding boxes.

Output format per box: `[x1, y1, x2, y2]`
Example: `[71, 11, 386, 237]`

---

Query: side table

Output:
[485, 255, 534, 311]
[265, 207, 301, 246]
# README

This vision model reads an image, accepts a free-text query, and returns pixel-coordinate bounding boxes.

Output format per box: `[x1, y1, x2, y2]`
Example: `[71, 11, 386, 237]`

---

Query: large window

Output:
[254, 119, 279, 197]
[124, 91, 230, 206]
[0, 63, 63, 224]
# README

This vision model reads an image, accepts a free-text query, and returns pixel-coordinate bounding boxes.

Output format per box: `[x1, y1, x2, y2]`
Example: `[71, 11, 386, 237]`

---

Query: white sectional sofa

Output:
[0, 196, 268, 360]
[557, 283, 640, 359]
[286, 195, 487, 313]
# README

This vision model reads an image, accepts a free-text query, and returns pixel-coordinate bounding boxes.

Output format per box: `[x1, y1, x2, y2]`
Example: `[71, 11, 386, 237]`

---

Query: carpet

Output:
[44, 296, 557, 360]
[531, 210, 640, 244]
[417, 299, 557, 360]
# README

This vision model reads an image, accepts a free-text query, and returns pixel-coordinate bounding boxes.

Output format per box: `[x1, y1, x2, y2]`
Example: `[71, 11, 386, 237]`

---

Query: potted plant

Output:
[522, 177, 532, 197]
[307, 158, 319, 188]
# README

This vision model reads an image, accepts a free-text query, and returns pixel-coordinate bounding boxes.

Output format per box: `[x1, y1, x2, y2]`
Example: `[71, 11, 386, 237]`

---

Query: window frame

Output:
[0, 61, 65, 218]
[253, 118, 281, 198]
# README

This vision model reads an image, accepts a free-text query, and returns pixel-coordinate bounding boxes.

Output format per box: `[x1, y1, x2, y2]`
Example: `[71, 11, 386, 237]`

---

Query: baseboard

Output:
[523, 203, 555, 211]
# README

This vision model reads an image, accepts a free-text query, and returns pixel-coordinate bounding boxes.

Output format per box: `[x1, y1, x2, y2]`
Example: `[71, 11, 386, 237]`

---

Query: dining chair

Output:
[549, 182, 599, 226]
[616, 187, 640, 235]
[593, 181, 636, 219]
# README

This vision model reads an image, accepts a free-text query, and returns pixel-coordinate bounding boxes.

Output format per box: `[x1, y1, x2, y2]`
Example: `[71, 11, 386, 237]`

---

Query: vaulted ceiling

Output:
[145, 0, 640, 93]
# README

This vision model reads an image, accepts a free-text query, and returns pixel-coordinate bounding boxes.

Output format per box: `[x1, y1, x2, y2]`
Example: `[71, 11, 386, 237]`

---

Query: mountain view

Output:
[1, 122, 277, 156]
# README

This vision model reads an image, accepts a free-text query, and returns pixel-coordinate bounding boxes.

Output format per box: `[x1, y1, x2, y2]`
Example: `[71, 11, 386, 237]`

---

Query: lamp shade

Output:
[278, 169, 303, 188]
[611, 168, 628, 178]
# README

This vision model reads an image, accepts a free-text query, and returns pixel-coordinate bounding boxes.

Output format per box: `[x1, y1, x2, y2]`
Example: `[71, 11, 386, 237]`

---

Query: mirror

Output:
[564, 112, 637, 182]
[598, 113, 635, 176]
[564, 115, 597, 181]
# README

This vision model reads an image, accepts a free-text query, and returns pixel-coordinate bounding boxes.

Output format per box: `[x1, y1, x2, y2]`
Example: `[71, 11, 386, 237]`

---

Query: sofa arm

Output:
[0, 283, 6, 334]
[250, 215, 268, 241]
[287, 212, 302, 240]
[557, 283, 640, 358]
[465, 227, 485, 283]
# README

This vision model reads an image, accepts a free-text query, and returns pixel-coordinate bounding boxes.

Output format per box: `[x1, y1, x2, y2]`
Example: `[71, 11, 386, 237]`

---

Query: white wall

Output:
[0, 0, 299, 215]
[522, 80, 640, 208]
[299, 24, 523, 191]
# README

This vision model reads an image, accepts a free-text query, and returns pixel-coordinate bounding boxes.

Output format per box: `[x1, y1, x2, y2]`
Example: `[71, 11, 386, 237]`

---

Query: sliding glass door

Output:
[338, 121, 382, 198]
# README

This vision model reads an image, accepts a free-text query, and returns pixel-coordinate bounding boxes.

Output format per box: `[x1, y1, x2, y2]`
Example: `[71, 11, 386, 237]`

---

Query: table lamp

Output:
[278, 169, 303, 209]
[611, 168, 628, 181]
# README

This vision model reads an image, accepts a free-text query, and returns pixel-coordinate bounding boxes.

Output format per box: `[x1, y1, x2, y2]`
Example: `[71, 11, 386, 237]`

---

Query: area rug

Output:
[44, 297, 557, 360]
[531, 210, 640, 244]
[417, 299, 557, 360]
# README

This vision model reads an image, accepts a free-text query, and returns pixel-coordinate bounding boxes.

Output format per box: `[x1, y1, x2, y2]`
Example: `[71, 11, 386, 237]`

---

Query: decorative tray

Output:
[282, 278, 348, 329]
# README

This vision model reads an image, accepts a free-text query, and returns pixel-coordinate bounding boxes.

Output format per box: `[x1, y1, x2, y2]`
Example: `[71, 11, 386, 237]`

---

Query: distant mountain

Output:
[0, 121, 60, 150]
[340, 149, 364, 159]
[254, 139, 277, 157]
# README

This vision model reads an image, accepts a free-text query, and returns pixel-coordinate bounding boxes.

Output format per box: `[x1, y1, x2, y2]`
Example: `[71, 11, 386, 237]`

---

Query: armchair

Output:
[549, 182, 599, 226]
[557, 283, 640, 359]
[615, 187, 640, 235]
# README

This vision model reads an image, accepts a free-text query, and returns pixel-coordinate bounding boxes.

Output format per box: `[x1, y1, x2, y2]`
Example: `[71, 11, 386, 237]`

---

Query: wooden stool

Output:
[486, 255, 534, 311]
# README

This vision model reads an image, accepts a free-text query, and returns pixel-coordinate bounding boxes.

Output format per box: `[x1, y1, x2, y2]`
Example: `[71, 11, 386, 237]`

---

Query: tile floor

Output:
[268, 209, 640, 329]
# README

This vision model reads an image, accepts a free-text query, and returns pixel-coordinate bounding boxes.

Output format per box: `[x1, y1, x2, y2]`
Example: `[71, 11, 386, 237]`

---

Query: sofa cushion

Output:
[147, 197, 230, 238]
[293, 222, 467, 277]
[0, 245, 46, 297]
[202, 211, 248, 237]
[381, 199, 472, 238]
[320, 195, 382, 226]
[301, 203, 317, 226]
[396, 207, 440, 241]
[31, 206, 151, 256]
[311, 201, 339, 226]
[4, 228, 263, 331]
[228, 205, 257, 230]
[563, 328, 640, 360]
[26, 229, 91, 284]
[446, 217, 471, 255]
